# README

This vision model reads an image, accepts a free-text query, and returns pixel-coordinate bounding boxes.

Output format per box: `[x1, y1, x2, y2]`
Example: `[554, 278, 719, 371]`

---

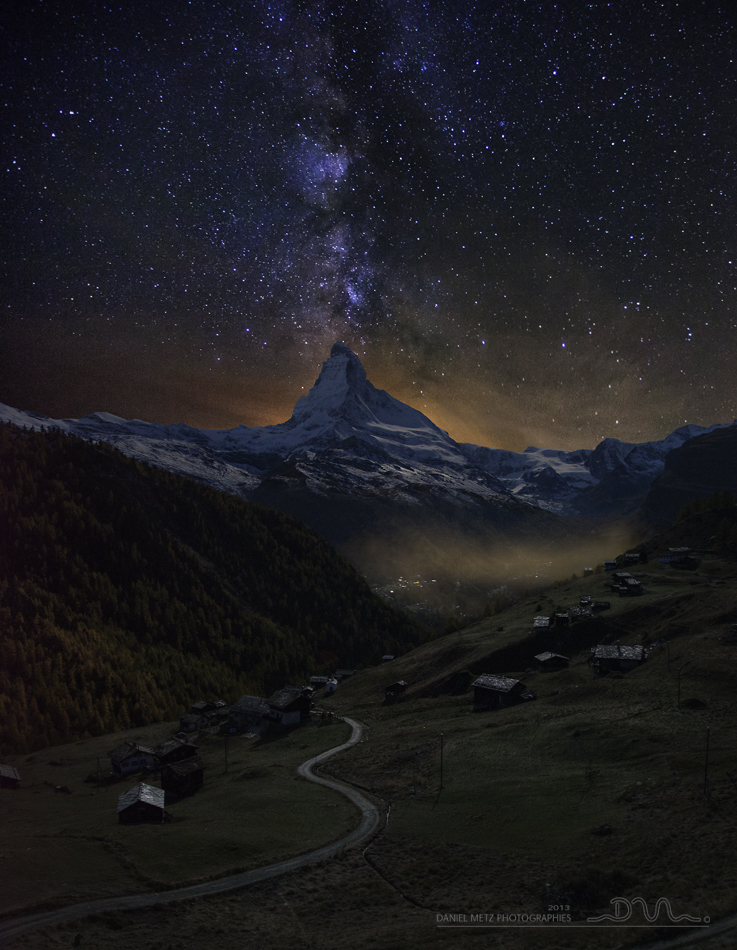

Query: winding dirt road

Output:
[0, 717, 380, 947]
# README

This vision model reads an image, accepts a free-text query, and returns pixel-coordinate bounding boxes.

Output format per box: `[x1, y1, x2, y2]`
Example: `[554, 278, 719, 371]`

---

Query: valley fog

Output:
[350, 522, 636, 624]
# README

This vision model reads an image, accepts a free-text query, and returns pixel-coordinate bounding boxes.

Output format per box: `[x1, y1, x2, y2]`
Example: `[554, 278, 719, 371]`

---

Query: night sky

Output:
[2, 1, 735, 452]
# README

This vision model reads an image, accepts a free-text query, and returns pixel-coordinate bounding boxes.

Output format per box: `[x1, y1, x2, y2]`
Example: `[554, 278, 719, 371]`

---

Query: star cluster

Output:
[1, 1, 735, 449]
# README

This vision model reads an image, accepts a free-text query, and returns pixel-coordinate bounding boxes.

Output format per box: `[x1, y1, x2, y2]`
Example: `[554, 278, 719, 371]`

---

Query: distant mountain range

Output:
[2, 343, 734, 580]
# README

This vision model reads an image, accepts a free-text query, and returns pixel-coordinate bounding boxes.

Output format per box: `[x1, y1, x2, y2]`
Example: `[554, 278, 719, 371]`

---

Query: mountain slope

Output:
[1, 345, 730, 518]
[1, 344, 732, 591]
[0, 343, 513, 506]
[0, 422, 429, 755]
[641, 423, 737, 524]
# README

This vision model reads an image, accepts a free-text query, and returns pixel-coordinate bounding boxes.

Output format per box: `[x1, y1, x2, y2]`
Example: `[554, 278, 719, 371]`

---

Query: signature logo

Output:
[588, 897, 707, 924]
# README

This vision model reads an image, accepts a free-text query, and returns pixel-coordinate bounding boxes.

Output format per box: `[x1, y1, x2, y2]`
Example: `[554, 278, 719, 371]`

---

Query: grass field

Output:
[0, 717, 355, 917]
[4, 542, 737, 949]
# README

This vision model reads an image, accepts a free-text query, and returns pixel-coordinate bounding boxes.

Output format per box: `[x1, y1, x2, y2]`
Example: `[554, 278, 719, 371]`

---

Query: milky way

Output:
[1, 1, 735, 449]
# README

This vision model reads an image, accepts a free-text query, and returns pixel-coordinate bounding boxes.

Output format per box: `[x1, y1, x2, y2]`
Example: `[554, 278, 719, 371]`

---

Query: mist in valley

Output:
[350, 520, 637, 625]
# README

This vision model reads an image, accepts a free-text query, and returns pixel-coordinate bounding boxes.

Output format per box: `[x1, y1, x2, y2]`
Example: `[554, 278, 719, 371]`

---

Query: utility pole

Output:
[703, 728, 710, 798]
[440, 733, 444, 790]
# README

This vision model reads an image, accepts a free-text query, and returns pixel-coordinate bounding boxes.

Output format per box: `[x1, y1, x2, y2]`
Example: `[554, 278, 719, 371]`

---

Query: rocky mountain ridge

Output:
[1, 342, 731, 521]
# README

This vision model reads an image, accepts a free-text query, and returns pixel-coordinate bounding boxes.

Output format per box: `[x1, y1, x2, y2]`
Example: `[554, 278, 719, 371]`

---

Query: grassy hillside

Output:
[0, 422, 429, 755]
[3, 511, 737, 948]
[314, 515, 737, 940]
[0, 716, 355, 919]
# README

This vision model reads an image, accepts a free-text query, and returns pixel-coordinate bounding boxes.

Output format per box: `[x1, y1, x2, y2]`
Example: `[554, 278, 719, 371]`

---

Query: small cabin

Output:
[110, 742, 158, 777]
[325, 677, 338, 695]
[161, 758, 204, 800]
[590, 644, 646, 674]
[309, 676, 329, 688]
[534, 652, 570, 671]
[334, 669, 356, 681]
[472, 674, 535, 711]
[382, 655, 395, 662]
[604, 560, 618, 571]
[0, 764, 21, 789]
[230, 695, 271, 733]
[533, 616, 551, 633]
[584, 567, 594, 575]
[384, 680, 407, 701]
[178, 713, 203, 733]
[267, 686, 312, 726]
[621, 577, 643, 596]
[155, 738, 198, 767]
[117, 783, 169, 824]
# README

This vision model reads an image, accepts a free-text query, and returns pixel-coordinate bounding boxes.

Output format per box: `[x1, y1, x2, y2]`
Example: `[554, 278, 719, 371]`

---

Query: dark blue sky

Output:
[1, 1, 735, 450]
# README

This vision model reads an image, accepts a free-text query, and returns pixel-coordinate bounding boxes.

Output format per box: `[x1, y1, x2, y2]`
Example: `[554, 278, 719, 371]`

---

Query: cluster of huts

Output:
[466, 578, 653, 711]
[178, 673, 353, 738]
[111, 734, 205, 823]
[179, 686, 314, 737]
[468, 638, 648, 712]
[608, 571, 643, 596]
[114, 678, 344, 824]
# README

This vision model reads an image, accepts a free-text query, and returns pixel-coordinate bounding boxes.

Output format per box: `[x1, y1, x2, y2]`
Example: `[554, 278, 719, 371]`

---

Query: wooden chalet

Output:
[230, 695, 271, 733]
[534, 651, 570, 671]
[110, 742, 158, 777]
[533, 616, 551, 633]
[266, 686, 312, 726]
[552, 612, 570, 628]
[384, 680, 407, 701]
[472, 674, 535, 711]
[604, 560, 618, 571]
[155, 738, 198, 767]
[210, 707, 235, 735]
[334, 669, 356, 681]
[621, 577, 643, 596]
[309, 676, 329, 688]
[590, 644, 646, 674]
[161, 757, 204, 800]
[178, 713, 203, 733]
[382, 655, 395, 662]
[0, 764, 20, 789]
[325, 677, 338, 695]
[117, 783, 170, 824]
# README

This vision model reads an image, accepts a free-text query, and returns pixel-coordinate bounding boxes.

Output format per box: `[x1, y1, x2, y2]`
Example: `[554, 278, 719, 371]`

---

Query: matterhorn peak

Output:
[292, 341, 370, 421]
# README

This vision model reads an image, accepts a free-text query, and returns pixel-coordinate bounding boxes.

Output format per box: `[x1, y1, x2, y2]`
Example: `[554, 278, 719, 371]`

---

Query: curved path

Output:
[0, 717, 380, 947]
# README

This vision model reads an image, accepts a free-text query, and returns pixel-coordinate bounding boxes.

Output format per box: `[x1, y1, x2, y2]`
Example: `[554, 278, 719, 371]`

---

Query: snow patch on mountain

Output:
[1, 342, 734, 516]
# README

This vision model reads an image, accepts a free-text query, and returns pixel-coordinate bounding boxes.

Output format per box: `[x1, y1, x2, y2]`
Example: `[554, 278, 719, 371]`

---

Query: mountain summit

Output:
[293, 342, 368, 420]
[291, 342, 449, 439]
[0, 342, 733, 523]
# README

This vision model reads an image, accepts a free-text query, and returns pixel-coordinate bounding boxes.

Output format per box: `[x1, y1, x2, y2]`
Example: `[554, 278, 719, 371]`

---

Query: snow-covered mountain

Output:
[0, 341, 733, 519]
